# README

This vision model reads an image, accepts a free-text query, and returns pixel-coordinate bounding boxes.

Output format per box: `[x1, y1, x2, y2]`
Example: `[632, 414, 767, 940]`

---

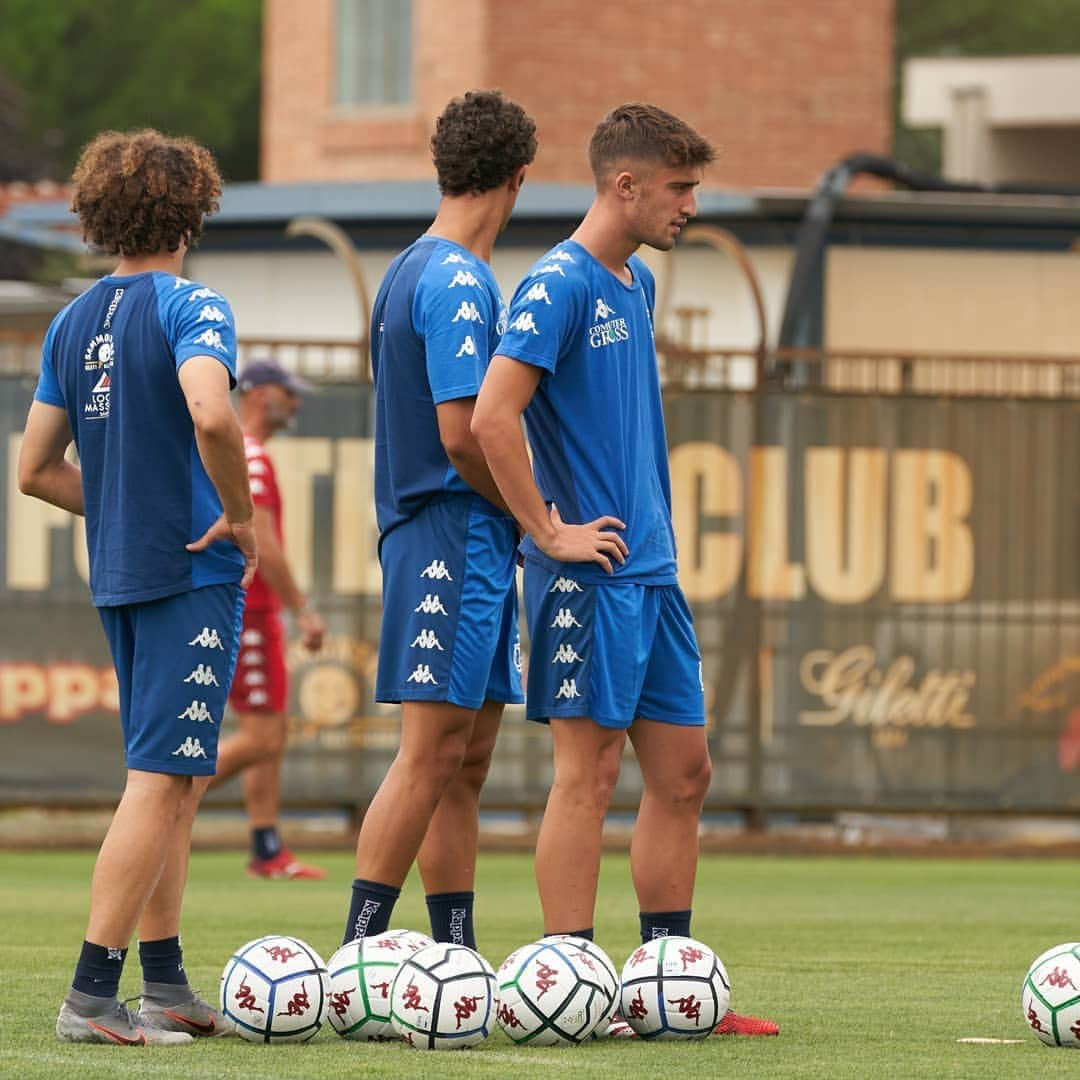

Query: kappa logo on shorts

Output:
[555, 678, 581, 700]
[177, 700, 215, 723]
[183, 664, 219, 687]
[406, 664, 438, 685]
[549, 576, 583, 593]
[550, 608, 582, 629]
[414, 594, 449, 615]
[171, 736, 208, 758]
[551, 643, 583, 664]
[411, 629, 444, 651]
[187, 626, 224, 650]
[420, 559, 453, 581]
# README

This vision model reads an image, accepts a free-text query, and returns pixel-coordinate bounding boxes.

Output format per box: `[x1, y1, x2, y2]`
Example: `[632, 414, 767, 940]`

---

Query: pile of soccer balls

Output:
[218, 932, 731, 1048]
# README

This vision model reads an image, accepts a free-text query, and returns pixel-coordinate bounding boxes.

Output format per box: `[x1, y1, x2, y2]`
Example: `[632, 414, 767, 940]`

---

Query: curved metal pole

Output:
[285, 215, 372, 361]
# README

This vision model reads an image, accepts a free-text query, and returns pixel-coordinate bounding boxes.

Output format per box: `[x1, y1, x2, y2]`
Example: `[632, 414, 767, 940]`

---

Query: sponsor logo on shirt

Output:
[452, 300, 485, 324]
[509, 311, 540, 336]
[103, 287, 124, 330]
[523, 282, 552, 305]
[192, 328, 227, 352]
[595, 298, 616, 321]
[456, 336, 477, 358]
[448, 270, 481, 288]
[83, 366, 112, 420]
[588, 314, 631, 349]
[83, 333, 114, 370]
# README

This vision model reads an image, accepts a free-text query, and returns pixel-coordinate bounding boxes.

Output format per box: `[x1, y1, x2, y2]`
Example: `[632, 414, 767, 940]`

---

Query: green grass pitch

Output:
[2, 850, 1079, 1078]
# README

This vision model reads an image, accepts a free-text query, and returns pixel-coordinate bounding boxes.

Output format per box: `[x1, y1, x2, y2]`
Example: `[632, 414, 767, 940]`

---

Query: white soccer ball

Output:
[619, 936, 730, 1040]
[219, 934, 330, 1043]
[496, 935, 618, 1045]
[390, 942, 496, 1049]
[1022, 942, 1080, 1047]
[327, 929, 435, 1040]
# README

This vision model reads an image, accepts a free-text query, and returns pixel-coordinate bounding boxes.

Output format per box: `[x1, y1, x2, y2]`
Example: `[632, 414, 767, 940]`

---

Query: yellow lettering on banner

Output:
[805, 448, 887, 604]
[268, 438, 332, 594]
[747, 447, 805, 600]
[890, 450, 973, 602]
[669, 442, 742, 602]
[0, 664, 48, 721]
[333, 439, 382, 596]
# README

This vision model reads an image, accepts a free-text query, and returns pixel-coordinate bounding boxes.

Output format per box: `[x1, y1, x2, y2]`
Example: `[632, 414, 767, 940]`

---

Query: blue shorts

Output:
[523, 565, 705, 728]
[98, 582, 244, 775]
[376, 495, 523, 710]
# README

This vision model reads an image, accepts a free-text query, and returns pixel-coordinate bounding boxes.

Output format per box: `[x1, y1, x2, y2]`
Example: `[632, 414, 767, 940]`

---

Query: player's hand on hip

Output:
[297, 609, 326, 652]
[540, 504, 628, 573]
[186, 514, 259, 589]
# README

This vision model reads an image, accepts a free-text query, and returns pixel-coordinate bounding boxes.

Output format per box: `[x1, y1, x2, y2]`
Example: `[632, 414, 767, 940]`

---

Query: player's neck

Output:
[426, 195, 502, 263]
[571, 207, 637, 285]
[112, 246, 186, 278]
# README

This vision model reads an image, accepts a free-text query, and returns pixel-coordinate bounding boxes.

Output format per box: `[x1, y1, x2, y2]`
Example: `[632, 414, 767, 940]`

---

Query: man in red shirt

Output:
[209, 359, 326, 878]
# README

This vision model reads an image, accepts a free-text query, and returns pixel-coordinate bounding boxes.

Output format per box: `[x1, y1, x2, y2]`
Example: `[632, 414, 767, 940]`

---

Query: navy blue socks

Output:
[640, 909, 692, 941]
[343, 879, 401, 945]
[426, 891, 476, 948]
[72, 940, 126, 999]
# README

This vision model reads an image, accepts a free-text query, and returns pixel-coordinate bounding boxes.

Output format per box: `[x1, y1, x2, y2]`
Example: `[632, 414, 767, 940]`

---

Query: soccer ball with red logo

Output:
[619, 936, 730, 1040]
[326, 929, 435, 1040]
[219, 934, 330, 1043]
[495, 935, 619, 1045]
[1022, 942, 1080, 1047]
[389, 942, 496, 1049]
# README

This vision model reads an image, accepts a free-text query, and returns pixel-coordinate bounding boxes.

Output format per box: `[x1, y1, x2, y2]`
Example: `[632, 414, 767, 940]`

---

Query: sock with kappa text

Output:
[426, 891, 475, 948]
[343, 878, 400, 945]
[640, 909, 692, 942]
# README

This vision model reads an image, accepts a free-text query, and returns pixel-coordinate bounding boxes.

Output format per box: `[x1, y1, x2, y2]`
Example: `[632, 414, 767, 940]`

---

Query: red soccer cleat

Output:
[714, 1009, 780, 1036]
[247, 849, 326, 880]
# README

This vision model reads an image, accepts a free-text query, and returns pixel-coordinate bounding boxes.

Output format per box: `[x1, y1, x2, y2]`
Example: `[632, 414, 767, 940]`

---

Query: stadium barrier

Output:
[1, 350, 1079, 820]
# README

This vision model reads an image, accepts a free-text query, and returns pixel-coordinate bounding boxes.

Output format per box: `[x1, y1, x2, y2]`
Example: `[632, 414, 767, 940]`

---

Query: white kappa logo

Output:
[547, 249, 576, 262]
[171, 736, 208, 758]
[196, 304, 228, 323]
[186, 287, 221, 303]
[441, 252, 469, 265]
[523, 282, 552, 305]
[555, 678, 581, 700]
[447, 270, 481, 288]
[192, 328, 226, 352]
[183, 664, 219, 687]
[243, 670, 267, 686]
[595, 298, 616, 321]
[549, 577, 583, 593]
[550, 608, 582, 629]
[414, 594, 449, 615]
[532, 263, 566, 278]
[552, 643, 584, 664]
[241, 629, 264, 646]
[411, 629, 445, 651]
[451, 300, 485, 323]
[509, 311, 540, 335]
[187, 627, 224, 650]
[407, 664, 439, 685]
[248, 689, 269, 706]
[420, 559, 453, 581]
[177, 700, 215, 723]
[456, 336, 477, 358]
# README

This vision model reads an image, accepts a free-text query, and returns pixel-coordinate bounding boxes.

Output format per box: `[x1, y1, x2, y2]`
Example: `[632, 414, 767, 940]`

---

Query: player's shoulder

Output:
[418, 239, 492, 293]
[158, 274, 230, 309]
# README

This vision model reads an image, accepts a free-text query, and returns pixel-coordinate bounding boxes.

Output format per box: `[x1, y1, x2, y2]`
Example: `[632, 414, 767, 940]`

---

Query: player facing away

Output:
[472, 103, 778, 1037]
[340, 90, 536, 949]
[18, 129, 257, 1044]
[206, 359, 327, 879]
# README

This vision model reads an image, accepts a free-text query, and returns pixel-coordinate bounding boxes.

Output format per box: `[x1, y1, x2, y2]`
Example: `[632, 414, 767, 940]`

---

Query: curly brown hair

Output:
[70, 129, 223, 257]
[431, 90, 537, 197]
[588, 103, 716, 185]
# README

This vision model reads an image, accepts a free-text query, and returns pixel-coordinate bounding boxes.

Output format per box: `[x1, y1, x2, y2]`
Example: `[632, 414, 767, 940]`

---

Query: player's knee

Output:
[661, 751, 713, 810]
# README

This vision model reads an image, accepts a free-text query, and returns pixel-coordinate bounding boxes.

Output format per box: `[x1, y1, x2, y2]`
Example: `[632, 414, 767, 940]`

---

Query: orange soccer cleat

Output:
[714, 1008, 780, 1036]
[247, 849, 326, 880]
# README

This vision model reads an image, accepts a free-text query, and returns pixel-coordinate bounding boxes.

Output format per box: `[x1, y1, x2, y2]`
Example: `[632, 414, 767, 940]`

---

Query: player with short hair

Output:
[340, 89, 536, 949]
[206, 358, 326, 879]
[472, 102, 778, 1037]
[19, 128, 256, 1045]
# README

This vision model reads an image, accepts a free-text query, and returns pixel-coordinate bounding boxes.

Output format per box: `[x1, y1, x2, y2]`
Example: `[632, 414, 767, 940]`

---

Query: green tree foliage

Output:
[896, 0, 1080, 172]
[0, 0, 261, 182]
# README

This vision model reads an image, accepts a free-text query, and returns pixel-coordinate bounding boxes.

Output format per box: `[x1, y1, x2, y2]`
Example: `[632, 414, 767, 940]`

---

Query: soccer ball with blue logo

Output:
[619, 936, 730, 1040]
[1022, 942, 1080, 1047]
[326, 929, 435, 1040]
[496, 935, 618, 1045]
[389, 942, 496, 1049]
[219, 934, 330, 1043]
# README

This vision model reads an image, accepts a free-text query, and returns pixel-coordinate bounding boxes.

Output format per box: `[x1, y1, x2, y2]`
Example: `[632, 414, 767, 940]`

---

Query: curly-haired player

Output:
[19, 129, 256, 1045]
[340, 91, 535, 949]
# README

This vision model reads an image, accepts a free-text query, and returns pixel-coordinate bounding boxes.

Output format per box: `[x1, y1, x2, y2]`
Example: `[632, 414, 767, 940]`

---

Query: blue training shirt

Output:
[372, 235, 508, 539]
[34, 272, 244, 606]
[495, 239, 678, 585]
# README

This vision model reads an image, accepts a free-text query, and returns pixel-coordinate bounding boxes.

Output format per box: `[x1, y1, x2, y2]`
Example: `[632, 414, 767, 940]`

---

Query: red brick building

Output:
[262, 0, 895, 188]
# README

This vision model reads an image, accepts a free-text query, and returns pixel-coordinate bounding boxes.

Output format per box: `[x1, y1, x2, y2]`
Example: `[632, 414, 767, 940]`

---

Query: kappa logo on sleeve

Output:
[509, 311, 540, 335]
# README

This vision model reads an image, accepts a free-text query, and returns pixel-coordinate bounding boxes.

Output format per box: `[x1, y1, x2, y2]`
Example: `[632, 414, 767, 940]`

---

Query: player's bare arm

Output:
[179, 354, 257, 587]
[472, 355, 628, 572]
[17, 401, 83, 515]
[436, 397, 511, 514]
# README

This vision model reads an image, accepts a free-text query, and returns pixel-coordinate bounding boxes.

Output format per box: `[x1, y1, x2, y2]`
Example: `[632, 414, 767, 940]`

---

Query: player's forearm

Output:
[18, 460, 84, 516]
[445, 444, 512, 514]
[193, 413, 253, 525]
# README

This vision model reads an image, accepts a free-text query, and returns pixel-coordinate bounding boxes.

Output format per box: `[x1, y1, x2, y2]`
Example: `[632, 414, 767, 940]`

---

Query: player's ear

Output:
[613, 170, 635, 200]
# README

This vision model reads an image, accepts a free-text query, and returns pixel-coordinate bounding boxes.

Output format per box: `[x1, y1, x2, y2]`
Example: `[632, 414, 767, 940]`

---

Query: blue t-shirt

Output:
[34, 271, 244, 606]
[495, 240, 677, 585]
[372, 235, 508, 538]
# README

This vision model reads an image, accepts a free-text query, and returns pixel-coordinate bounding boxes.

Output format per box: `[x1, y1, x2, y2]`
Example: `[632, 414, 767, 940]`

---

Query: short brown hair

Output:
[71, 129, 223, 257]
[431, 90, 537, 196]
[588, 103, 716, 185]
